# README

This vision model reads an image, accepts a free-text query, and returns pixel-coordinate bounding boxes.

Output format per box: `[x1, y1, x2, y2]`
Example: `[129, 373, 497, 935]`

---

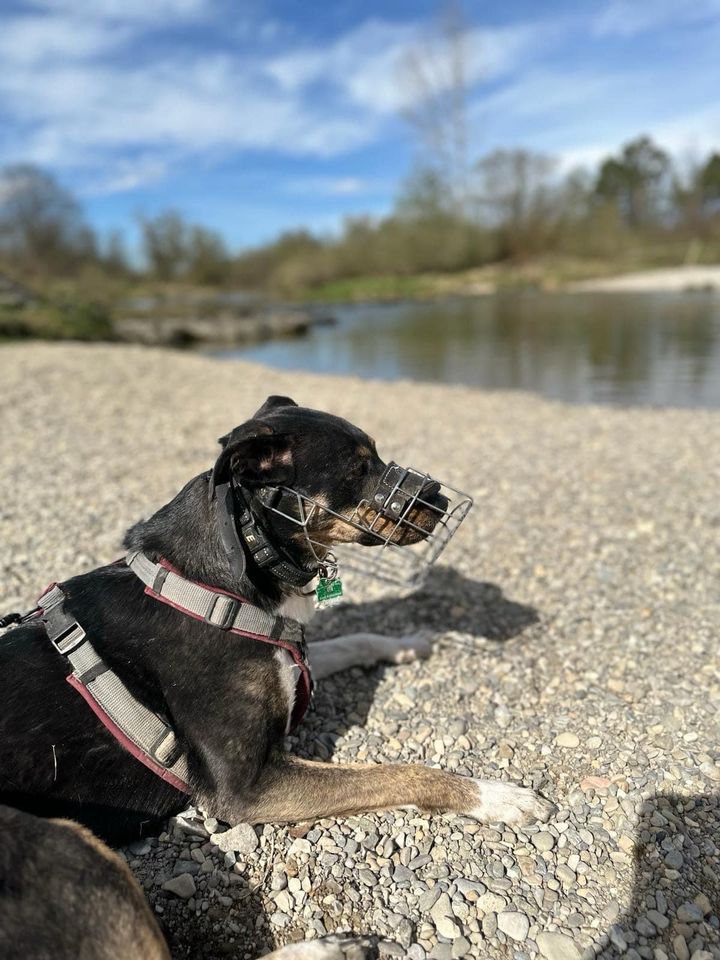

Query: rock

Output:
[210, 823, 258, 854]
[664, 849, 683, 869]
[580, 776, 611, 791]
[162, 874, 196, 899]
[497, 911, 530, 941]
[555, 733, 580, 748]
[494, 705, 511, 728]
[694, 892, 712, 915]
[536, 932, 582, 960]
[127, 838, 151, 855]
[273, 890, 294, 913]
[676, 902, 703, 923]
[476, 891, 507, 914]
[451, 937, 471, 959]
[172, 859, 200, 877]
[647, 909, 669, 930]
[555, 865, 576, 885]
[532, 831, 556, 852]
[430, 893, 460, 939]
[419, 886, 442, 912]
[288, 837, 312, 857]
[672, 937, 690, 960]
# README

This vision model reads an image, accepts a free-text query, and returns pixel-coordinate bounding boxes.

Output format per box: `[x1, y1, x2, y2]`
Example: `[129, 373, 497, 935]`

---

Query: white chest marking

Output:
[273, 647, 300, 734]
[277, 590, 316, 625]
[275, 591, 315, 733]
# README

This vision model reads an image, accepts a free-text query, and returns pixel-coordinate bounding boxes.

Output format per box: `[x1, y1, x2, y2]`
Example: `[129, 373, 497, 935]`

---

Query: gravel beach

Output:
[1, 343, 719, 960]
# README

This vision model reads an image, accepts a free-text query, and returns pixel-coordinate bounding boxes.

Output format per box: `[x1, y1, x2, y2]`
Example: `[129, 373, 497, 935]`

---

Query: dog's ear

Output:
[253, 395, 298, 418]
[211, 420, 294, 493]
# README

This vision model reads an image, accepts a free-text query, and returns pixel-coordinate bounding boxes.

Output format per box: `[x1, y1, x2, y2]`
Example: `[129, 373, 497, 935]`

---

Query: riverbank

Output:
[2, 344, 719, 959]
[2, 261, 718, 346]
[568, 264, 720, 293]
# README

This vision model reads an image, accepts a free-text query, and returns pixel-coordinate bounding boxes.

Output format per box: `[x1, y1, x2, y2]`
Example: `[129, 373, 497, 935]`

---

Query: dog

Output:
[0, 804, 169, 960]
[0, 395, 552, 846]
[0, 805, 379, 959]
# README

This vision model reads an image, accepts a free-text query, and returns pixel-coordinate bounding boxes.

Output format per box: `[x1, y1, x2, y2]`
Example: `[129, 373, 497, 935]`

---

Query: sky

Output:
[1, 0, 719, 251]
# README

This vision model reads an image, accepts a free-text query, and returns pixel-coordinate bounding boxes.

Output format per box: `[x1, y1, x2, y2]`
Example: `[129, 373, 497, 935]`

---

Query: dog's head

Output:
[211, 395, 447, 551]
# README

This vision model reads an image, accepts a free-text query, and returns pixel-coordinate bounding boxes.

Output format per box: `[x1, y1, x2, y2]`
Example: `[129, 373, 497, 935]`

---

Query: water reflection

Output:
[215, 292, 720, 408]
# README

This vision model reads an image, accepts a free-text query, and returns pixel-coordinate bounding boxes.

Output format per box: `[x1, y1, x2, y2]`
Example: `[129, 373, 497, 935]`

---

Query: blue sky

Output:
[1, 0, 719, 251]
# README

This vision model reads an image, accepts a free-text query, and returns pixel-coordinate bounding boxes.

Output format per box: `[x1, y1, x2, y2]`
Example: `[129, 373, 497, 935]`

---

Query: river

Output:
[213, 291, 720, 408]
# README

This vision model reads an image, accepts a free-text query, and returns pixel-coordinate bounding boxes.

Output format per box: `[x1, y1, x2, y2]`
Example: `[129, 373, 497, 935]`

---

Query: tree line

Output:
[1, 136, 719, 296]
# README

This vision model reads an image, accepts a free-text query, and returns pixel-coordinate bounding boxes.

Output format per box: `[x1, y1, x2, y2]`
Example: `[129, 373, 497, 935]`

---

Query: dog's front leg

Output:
[218, 754, 553, 828]
[308, 631, 433, 680]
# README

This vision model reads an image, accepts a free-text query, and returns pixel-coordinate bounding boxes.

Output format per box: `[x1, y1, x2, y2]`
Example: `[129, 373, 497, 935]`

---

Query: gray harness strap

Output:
[126, 550, 304, 645]
[38, 584, 191, 792]
[35, 554, 312, 793]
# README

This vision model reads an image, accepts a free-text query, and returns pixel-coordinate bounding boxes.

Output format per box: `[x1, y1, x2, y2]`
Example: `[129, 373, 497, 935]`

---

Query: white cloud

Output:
[267, 18, 537, 115]
[594, 0, 720, 37]
[0, 15, 129, 65]
[27, 0, 208, 24]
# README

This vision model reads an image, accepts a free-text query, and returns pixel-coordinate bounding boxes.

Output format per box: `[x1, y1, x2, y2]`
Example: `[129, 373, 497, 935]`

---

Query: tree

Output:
[595, 136, 670, 227]
[400, 2, 471, 214]
[475, 148, 557, 257]
[0, 164, 95, 273]
[395, 167, 452, 221]
[699, 152, 720, 209]
[186, 226, 230, 285]
[138, 211, 189, 280]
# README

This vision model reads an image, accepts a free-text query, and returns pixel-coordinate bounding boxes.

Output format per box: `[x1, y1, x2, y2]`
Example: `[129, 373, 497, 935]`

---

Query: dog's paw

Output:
[467, 779, 555, 827]
[264, 936, 377, 960]
[388, 629, 434, 664]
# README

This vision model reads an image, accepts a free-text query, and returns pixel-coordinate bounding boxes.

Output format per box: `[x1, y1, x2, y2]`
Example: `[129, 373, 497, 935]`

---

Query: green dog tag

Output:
[316, 577, 344, 605]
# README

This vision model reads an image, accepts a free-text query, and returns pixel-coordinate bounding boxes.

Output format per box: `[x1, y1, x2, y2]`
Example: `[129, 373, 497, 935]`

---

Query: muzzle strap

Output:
[372, 462, 428, 519]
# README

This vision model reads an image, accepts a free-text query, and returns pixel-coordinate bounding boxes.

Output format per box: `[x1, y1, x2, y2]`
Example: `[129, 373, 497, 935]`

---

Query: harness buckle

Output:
[149, 725, 182, 768]
[50, 621, 87, 656]
[204, 594, 240, 630]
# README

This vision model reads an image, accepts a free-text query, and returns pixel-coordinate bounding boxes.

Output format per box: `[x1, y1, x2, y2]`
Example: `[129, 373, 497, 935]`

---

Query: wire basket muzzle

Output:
[266, 462, 473, 589]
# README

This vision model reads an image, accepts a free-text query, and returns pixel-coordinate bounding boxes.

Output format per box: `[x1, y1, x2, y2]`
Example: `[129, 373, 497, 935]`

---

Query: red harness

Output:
[143, 557, 313, 732]
[32, 558, 313, 797]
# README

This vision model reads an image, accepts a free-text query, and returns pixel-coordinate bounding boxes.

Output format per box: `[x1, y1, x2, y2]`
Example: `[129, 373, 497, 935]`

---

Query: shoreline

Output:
[566, 263, 720, 293]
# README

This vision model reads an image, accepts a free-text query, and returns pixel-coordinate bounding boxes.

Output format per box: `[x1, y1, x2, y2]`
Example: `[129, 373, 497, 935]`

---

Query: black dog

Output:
[0, 396, 552, 844]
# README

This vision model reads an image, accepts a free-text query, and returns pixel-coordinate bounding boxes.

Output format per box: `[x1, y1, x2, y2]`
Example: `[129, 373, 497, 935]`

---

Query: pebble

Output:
[536, 931, 583, 960]
[430, 893, 461, 939]
[162, 874, 196, 899]
[677, 902, 704, 923]
[497, 911, 530, 941]
[532, 832, 556, 853]
[210, 823, 258, 855]
[555, 733, 580, 748]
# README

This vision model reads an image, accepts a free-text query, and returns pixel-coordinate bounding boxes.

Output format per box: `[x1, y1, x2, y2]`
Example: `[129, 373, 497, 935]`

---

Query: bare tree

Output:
[400, 2, 471, 214]
[0, 164, 95, 274]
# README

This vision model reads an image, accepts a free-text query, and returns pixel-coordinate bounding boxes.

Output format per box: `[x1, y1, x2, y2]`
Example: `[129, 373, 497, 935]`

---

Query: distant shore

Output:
[566, 264, 720, 293]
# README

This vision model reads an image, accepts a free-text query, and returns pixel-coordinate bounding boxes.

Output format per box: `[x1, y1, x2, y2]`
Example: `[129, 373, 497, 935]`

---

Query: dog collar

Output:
[214, 478, 317, 588]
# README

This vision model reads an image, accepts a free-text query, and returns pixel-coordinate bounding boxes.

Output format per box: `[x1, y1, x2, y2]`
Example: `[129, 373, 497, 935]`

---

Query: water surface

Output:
[214, 291, 720, 408]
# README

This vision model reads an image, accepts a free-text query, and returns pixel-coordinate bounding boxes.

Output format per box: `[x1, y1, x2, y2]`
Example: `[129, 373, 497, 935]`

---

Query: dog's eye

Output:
[350, 459, 372, 479]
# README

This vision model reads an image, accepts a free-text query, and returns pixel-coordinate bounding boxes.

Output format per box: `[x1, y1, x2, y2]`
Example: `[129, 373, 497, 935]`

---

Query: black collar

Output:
[213, 479, 316, 587]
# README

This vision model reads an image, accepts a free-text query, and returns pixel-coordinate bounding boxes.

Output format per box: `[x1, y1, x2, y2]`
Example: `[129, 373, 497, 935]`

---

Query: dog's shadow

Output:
[295, 565, 540, 759]
[595, 790, 720, 958]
